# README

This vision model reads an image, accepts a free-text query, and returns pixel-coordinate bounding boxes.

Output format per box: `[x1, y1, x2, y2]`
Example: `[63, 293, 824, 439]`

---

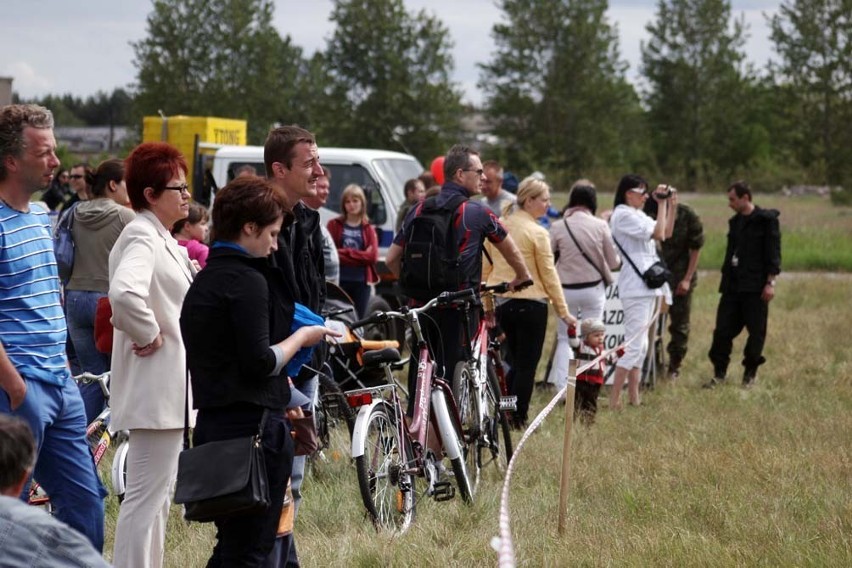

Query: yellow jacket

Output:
[483, 209, 570, 319]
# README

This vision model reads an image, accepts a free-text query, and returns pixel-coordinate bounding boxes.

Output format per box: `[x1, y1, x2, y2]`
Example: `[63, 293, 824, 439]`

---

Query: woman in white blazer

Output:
[109, 142, 198, 568]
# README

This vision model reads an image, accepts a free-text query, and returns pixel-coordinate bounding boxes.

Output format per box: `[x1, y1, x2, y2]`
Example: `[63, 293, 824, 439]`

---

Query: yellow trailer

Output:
[142, 115, 247, 203]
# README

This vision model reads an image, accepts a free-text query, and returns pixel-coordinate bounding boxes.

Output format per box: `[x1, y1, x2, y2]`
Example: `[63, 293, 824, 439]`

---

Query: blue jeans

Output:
[1, 377, 107, 551]
[66, 290, 109, 423]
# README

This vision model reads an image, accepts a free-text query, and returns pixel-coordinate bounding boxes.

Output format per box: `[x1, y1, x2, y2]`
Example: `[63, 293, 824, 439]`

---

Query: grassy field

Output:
[98, 272, 852, 566]
[550, 191, 852, 272]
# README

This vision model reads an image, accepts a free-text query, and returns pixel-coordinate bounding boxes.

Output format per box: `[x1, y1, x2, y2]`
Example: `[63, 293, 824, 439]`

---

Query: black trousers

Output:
[497, 300, 548, 423]
[194, 404, 294, 568]
[708, 292, 768, 377]
[666, 287, 695, 370]
[574, 380, 601, 425]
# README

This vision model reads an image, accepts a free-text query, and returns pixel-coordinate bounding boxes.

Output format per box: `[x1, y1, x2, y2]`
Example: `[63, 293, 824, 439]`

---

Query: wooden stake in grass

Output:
[558, 358, 578, 535]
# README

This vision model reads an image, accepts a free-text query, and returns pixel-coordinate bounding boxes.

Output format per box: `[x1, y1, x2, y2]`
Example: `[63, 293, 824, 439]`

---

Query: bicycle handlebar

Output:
[349, 288, 479, 329]
[480, 279, 534, 295]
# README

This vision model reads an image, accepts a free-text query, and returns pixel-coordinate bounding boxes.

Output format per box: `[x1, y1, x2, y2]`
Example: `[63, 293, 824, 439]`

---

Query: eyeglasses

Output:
[163, 183, 190, 194]
[463, 168, 485, 176]
[627, 187, 647, 195]
[68, 174, 84, 180]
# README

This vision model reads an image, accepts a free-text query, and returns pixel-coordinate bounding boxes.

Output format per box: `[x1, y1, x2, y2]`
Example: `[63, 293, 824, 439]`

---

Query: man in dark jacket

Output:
[263, 124, 326, 568]
[706, 181, 781, 388]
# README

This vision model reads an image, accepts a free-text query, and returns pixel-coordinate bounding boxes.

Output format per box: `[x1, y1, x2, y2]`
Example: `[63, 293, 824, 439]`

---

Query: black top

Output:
[720, 206, 781, 294]
[271, 202, 326, 313]
[180, 247, 296, 410]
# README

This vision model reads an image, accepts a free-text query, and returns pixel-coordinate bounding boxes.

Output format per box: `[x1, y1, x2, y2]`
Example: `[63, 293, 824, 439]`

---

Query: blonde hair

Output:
[340, 183, 369, 223]
[503, 177, 550, 217]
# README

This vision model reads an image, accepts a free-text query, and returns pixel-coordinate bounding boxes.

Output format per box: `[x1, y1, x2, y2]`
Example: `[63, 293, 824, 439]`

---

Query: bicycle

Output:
[451, 282, 530, 493]
[346, 289, 477, 532]
[28, 372, 130, 511]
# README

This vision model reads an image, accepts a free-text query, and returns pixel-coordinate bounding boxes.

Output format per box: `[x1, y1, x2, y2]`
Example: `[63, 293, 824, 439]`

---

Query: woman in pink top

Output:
[171, 202, 210, 268]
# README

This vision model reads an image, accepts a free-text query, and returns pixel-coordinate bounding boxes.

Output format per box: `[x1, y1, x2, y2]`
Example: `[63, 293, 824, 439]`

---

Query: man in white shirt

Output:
[480, 160, 516, 216]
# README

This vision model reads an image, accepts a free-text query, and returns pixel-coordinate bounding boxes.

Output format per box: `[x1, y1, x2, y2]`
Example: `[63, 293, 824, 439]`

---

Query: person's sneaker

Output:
[742, 370, 757, 389]
[702, 376, 725, 389]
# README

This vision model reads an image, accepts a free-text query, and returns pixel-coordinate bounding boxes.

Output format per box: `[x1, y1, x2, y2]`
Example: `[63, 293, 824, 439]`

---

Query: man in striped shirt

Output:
[0, 104, 106, 551]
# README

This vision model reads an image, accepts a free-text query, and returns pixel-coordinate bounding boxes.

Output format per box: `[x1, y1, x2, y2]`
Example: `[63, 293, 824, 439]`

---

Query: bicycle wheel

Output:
[354, 402, 415, 532]
[481, 362, 513, 472]
[451, 361, 480, 494]
[111, 438, 130, 502]
[432, 388, 474, 504]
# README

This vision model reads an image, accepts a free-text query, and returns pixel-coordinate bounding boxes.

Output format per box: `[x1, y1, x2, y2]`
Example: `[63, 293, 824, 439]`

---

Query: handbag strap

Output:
[182, 366, 269, 451]
[612, 237, 644, 280]
[563, 218, 605, 282]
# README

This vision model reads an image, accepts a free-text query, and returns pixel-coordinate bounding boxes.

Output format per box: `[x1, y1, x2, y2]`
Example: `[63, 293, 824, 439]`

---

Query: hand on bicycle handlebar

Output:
[508, 276, 534, 292]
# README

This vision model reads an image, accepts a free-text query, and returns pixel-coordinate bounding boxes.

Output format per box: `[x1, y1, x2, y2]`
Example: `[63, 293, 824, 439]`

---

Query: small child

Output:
[573, 318, 619, 425]
[171, 202, 210, 268]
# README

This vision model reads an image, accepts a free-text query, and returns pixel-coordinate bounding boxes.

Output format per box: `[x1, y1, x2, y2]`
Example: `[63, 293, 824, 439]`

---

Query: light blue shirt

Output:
[0, 494, 111, 567]
[0, 202, 69, 385]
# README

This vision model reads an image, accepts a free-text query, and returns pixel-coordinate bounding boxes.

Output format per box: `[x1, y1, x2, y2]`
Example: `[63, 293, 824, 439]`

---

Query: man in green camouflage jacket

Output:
[645, 192, 704, 379]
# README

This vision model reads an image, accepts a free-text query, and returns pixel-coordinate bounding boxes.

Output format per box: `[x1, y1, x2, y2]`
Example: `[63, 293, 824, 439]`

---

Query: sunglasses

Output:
[68, 174, 84, 180]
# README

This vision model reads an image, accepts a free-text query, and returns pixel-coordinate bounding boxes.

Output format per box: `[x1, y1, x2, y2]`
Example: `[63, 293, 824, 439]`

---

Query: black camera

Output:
[655, 185, 674, 199]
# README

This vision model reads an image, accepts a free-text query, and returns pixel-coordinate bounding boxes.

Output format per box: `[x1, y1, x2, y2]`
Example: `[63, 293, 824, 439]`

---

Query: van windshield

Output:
[372, 158, 424, 209]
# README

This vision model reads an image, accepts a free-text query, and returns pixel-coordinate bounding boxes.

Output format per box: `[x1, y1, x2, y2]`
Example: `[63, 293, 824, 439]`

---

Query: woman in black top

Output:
[180, 176, 335, 566]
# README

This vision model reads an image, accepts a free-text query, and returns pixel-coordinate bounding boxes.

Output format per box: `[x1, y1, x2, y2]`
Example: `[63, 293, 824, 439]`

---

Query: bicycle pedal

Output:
[499, 395, 518, 411]
[432, 480, 455, 502]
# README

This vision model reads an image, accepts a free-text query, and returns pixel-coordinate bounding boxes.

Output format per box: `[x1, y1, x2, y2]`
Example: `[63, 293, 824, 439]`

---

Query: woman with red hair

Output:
[108, 142, 198, 568]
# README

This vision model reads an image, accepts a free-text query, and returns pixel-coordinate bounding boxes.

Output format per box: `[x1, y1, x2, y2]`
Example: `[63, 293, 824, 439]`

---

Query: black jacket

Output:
[180, 247, 295, 410]
[720, 206, 781, 294]
[272, 202, 326, 313]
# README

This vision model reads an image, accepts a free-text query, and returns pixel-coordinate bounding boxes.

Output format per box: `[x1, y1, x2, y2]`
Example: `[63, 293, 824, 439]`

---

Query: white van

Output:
[209, 145, 423, 257]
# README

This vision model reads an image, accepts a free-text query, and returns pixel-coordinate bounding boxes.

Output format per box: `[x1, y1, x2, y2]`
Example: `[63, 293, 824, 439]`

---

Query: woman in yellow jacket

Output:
[483, 177, 576, 428]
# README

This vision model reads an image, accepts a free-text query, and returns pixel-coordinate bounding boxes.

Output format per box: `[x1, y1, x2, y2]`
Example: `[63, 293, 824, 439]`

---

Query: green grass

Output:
[550, 191, 852, 272]
[96, 272, 852, 566]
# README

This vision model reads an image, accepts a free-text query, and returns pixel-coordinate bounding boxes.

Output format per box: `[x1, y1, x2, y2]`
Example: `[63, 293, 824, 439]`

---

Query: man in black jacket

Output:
[706, 181, 781, 388]
[263, 125, 326, 568]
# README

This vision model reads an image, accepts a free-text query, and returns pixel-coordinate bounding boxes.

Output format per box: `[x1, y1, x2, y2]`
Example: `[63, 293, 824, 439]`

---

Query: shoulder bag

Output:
[173, 370, 270, 522]
[563, 217, 607, 285]
[613, 237, 671, 289]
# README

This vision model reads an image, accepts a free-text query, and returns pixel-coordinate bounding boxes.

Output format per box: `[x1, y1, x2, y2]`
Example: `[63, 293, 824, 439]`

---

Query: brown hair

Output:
[340, 184, 369, 224]
[171, 202, 209, 236]
[0, 104, 54, 182]
[0, 415, 36, 490]
[211, 176, 288, 242]
[263, 125, 315, 177]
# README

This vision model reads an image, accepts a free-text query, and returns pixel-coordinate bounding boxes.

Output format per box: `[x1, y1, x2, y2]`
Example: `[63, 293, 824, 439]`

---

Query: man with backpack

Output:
[386, 145, 531, 401]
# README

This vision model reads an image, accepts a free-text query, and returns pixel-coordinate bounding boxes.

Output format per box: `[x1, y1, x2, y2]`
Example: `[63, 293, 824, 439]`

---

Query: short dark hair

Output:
[418, 171, 435, 188]
[87, 159, 124, 198]
[0, 104, 54, 182]
[403, 178, 422, 198]
[263, 125, 315, 177]
[728, 180, 752, 200]
[124, 142, 188, 212]
[171, 202, 209, 236]
[0, 415, 36, 490]
[443, 144, 478, 182]
[567, 179, 598, 215]
[614, 174, 648, 207]
[211, 176, 288, 242]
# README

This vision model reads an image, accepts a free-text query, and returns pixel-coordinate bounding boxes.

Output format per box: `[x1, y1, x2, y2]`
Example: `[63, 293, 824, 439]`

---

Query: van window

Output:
[373, 158, 424, 205]
[326, 164, 385, 225]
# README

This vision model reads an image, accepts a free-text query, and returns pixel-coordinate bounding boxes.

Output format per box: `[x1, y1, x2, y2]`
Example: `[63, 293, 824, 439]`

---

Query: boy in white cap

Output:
[574, 318, 621, 424]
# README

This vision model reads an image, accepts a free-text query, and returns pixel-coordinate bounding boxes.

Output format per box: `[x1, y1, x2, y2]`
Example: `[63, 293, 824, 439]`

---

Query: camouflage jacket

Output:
[661, 203, 704, 283]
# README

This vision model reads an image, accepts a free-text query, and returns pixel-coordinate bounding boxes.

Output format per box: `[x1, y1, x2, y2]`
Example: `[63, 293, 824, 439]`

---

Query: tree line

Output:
[18, 0, 852, 194]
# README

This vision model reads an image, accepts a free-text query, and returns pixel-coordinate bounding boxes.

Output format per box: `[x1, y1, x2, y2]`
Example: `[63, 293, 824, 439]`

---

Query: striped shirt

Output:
[0, 202, 69, 385]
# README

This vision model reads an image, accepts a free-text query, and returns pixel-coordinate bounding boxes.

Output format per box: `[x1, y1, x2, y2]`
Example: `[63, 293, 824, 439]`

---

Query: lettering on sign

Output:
[213, 128, 241, 145]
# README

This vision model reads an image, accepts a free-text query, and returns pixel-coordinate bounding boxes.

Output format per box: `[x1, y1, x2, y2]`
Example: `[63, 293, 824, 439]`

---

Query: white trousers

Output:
[547, 283, 606, 390]
[618, 296, 656, 370]
[112, 428, 183, 568]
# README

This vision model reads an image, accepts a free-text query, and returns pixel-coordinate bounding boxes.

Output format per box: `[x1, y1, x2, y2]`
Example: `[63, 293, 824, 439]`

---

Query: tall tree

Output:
[769, 0, 852, 185]
[322, 0, 464, 162]
[132, 0, 306, 143]
[641, 0, 755, 189]
[480, 0, 648, 177]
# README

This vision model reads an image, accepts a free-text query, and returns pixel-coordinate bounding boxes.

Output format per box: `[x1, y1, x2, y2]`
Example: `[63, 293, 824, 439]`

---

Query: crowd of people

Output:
[0, 103, 781, 567]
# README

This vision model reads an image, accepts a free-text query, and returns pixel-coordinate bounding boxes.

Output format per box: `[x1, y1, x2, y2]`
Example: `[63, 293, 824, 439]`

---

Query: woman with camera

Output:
[608, 175, 674, 409]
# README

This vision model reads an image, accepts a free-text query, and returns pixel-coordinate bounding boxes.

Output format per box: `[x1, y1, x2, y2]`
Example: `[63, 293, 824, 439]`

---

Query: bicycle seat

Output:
[361, 347, 402, 368]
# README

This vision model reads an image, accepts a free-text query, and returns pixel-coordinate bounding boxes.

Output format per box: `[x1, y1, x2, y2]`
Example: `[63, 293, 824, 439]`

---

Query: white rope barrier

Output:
[495, 297, 664, 567]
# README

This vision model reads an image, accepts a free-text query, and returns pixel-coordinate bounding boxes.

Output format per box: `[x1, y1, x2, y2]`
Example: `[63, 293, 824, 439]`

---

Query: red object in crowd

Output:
[430, 156, 445, 185]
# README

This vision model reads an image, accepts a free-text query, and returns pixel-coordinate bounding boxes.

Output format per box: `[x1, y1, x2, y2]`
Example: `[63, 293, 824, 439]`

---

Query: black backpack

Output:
[400, 194, 467, 302]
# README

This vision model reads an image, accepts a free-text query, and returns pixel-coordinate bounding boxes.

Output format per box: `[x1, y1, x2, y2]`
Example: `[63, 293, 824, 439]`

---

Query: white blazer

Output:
[108, 210, 197, 430]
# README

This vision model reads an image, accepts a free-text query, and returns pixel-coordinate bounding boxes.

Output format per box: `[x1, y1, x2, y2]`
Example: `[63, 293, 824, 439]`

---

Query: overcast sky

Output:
[2, 0, 780, 107]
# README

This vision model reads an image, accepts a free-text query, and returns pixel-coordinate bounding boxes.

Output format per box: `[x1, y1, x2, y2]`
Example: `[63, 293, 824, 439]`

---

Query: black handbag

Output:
[173, 371, 270, 522]
[613, 238, 671, 289]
